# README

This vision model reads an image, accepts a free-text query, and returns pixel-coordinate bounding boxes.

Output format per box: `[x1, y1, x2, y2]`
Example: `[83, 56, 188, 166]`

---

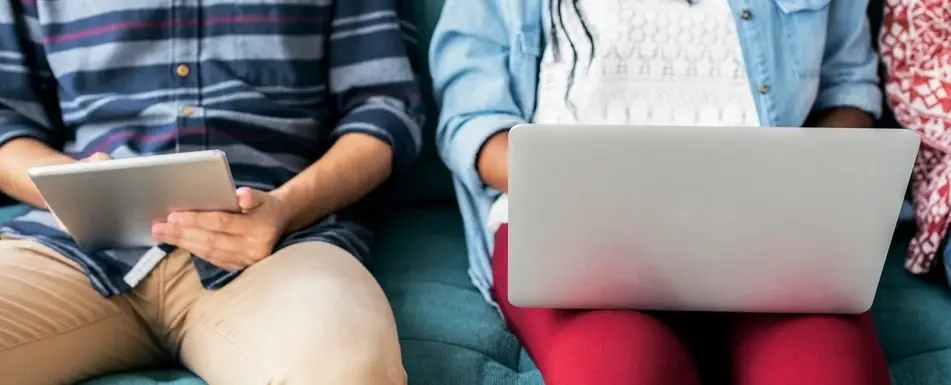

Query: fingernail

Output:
[152, 223, 167, 236]
[167, 213, 181, 224]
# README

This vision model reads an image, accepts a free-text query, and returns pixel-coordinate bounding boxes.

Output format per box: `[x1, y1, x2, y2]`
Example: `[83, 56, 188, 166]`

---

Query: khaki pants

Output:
[0, 239, 406, 385]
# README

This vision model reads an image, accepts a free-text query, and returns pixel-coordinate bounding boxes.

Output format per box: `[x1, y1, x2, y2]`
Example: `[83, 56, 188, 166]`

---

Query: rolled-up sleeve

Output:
[813, 0, 883, 119]
[429, 0, 526, 194]
[0, 5, 61, 150]
[328, 0, 424, 173]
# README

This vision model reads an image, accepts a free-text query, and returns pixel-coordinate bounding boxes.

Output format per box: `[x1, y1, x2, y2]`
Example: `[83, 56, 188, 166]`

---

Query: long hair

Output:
[548, 0, 593, 111]
[548, 0, 695, 107]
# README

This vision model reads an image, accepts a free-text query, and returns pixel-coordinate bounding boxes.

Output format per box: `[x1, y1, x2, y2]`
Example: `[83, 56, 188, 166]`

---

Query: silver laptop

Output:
[507, 125, 920, 314]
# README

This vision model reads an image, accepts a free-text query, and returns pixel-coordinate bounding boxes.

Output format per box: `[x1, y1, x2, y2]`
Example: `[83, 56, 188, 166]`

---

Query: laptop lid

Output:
[507, 125, 919, 313]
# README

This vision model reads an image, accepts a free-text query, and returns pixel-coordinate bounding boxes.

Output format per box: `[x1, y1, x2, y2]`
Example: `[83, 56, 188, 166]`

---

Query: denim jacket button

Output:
[740, 9, 753, 20]
[759, 84, 770, 94]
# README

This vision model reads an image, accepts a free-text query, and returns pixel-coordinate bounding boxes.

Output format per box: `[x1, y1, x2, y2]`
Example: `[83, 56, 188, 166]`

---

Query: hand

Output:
[151, 187, 291, 271]
[79, 152, 112, 163]
[52, 152, 112, 234]
[476, 130, 510, 193]
[810, 107, 874, 128]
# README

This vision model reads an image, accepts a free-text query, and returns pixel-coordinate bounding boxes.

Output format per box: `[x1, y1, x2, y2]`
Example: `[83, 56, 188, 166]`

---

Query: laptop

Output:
[506, 125, 920, 314]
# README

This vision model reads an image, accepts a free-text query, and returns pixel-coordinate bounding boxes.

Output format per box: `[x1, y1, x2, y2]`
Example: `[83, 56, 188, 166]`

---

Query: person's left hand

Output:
[151, 187, 291, 271]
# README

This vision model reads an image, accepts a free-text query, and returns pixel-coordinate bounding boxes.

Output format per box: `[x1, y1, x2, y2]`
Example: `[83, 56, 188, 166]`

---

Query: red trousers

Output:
[492, 225, 891, 385]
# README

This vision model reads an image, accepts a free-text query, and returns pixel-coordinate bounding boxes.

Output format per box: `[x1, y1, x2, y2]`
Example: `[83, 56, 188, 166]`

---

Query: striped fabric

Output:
[0, 0, 423, 296]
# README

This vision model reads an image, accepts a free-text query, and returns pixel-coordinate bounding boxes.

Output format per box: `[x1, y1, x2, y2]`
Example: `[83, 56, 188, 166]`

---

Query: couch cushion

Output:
[372, 205, 542, 384]
[386, 0, 455, 204]
[80, 371, 202, 385]
[873, 225, 951, 384]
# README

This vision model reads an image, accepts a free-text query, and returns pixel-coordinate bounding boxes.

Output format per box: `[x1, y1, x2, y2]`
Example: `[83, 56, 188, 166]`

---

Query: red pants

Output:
[492, 225, 891, 385]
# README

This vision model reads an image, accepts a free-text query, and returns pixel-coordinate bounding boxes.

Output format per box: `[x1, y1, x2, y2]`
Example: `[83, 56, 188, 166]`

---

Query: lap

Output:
[727, 312, 889, 385]
[0, 239, 161, 384]
[179, 241, 405, 385]
[491, 225, 887, 384]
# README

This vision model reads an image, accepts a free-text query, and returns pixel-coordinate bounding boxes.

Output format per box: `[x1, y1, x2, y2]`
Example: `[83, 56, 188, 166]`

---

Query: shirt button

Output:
[740, 9, 753, 20]
[759, 84, 770, 94]
[175, 64, 190, 77]
[182, 106, 195, 116]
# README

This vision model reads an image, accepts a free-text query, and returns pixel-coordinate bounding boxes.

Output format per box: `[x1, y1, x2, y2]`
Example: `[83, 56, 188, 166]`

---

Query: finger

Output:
[171, 240, 247, 272]
[236, 187, 267, 211]
[151, 222, 245, 254]
[151, 224, 249, 271]
[83, 152, 111, 162]
[167, 211, 253, 234]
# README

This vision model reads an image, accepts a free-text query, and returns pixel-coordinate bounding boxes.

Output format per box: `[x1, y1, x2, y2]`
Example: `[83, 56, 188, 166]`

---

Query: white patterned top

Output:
[488, 0, 760, 232]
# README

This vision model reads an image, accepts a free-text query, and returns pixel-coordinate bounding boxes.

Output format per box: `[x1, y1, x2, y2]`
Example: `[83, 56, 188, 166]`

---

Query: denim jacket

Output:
[429, 0, 882, 303]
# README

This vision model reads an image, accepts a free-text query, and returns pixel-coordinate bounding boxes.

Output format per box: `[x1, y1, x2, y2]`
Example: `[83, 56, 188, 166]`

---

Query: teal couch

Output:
[0, 0, 948, 384]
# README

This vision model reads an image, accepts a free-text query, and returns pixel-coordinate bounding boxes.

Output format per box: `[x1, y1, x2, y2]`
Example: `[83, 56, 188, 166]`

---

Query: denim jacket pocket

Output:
[772, 0, 832, 78]
[773, 0, 832, 13]
[512, 29, 542, 119]
[514, 30, 542, 68]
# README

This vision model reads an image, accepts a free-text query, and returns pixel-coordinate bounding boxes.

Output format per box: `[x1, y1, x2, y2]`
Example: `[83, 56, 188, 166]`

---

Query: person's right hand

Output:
[51, 152, 112, 234]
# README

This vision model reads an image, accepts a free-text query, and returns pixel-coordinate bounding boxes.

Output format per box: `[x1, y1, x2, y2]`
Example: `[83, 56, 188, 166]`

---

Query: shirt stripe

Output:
[0, 0, 423, 296]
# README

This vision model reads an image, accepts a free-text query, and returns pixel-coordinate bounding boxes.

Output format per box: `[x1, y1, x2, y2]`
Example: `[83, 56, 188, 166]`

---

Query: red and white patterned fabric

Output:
[880, 0, 951, 274]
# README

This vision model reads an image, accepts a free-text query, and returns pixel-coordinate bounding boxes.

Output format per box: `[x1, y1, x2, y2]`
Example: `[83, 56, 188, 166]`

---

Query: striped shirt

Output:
[0, 0, 423, 296]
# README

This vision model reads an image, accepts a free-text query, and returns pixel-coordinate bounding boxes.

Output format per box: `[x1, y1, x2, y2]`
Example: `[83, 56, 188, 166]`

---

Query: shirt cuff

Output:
[331, 98, 423, 173]
[486, 193, 508, 234]
[813, 82, 883, 120]
[442, 113, 525, 194]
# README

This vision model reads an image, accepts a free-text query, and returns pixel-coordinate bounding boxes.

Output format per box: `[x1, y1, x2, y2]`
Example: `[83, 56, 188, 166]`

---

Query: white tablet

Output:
[29, 150, 239, 250]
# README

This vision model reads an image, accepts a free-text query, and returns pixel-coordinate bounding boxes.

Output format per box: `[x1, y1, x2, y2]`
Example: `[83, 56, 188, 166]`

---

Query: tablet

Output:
[29, 150, 239, 250]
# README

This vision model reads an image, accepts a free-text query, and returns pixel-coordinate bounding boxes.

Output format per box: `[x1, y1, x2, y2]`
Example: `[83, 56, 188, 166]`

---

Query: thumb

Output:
[83, 152, 111, 162]
[236, 187, 267, 211]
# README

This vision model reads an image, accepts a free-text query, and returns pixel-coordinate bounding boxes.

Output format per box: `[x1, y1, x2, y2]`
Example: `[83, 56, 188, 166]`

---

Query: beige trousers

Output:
[0, 239, 406, 385]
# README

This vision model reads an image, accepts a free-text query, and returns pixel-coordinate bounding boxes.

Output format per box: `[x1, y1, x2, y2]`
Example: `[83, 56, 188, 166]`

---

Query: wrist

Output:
[813, 107, 874, 128]
[270, 182, 316, 234]
[0, 139, 74, 208]
[477, 130, 511, 193]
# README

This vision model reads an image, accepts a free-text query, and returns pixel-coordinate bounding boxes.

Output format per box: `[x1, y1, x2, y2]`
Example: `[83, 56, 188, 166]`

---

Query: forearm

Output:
[272, 133, 393, 233]
[0, 138, 74, 208]
[811, 107, 875, 128]
[477, 130, 511, 194]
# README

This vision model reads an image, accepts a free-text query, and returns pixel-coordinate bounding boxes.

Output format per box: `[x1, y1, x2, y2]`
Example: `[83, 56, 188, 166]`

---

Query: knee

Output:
[265, 280, 404, 383]
[255, 298, 406, 385]
[540, 310, 699, 385]
[268, 343, 407, 385]
[202, 242, 406, 385]
[549, 310, 691, 360]
[552, 311, 691, 361]
[731, 314, 889, 385]
[735, 314, 872, 346]
[557, 310, 682, 346]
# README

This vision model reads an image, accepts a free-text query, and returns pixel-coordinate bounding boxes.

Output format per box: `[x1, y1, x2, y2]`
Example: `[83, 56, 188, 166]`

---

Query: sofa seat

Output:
[873, 225, 951, 385]
[371, 206, 543, 384]
[80, 371, 201, 385]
